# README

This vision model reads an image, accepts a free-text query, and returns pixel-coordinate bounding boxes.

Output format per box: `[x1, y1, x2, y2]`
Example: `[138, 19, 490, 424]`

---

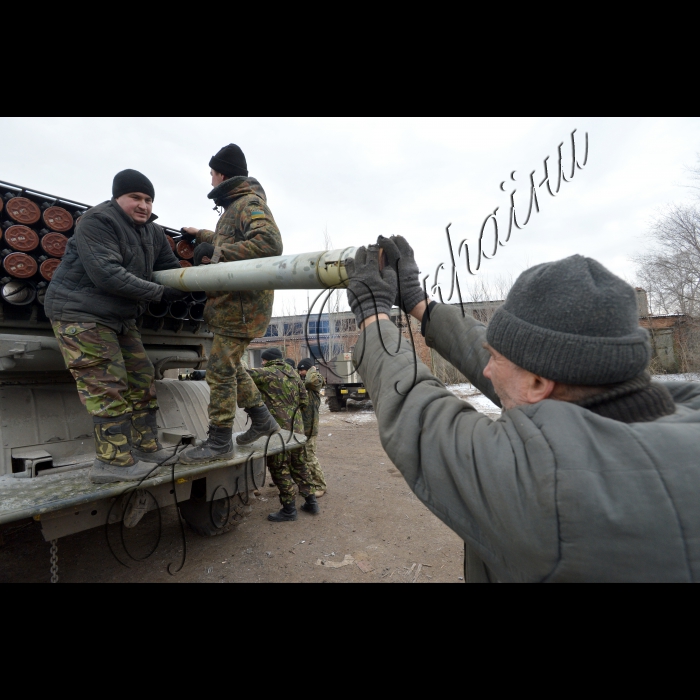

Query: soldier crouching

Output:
[249, 349, 320, 522]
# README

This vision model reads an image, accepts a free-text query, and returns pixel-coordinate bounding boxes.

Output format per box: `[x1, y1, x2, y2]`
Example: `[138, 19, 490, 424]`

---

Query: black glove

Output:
[378, 235, 427, 314]
[346, 246, 398, 328]
[180, 229, 197, 242]
[194, 243, 216, 267]
[161, 287, 189, 304]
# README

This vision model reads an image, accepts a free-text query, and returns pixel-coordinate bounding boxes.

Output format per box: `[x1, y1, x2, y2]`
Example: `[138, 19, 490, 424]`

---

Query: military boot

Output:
[90, 416, 160, 485]
[236, 405, 281, 447]
[268, 502, 298, 523]
[179, 425, 235, 465]
[131, 409, 177, 465]
[301, 495, 321, 516]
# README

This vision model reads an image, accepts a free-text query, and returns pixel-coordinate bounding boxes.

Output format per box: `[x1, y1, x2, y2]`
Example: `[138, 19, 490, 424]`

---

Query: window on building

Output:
[264, 325, 279, 338]
[335, 319, 357, 333]
[308, 320, 330, 336]
[284, 323, 303, 337]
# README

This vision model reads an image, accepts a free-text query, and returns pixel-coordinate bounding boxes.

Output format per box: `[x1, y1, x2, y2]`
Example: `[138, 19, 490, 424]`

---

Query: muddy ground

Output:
[0, 388, 499, 584]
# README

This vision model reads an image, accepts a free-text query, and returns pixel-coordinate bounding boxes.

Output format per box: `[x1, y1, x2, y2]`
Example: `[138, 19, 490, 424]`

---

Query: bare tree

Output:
[634, 204, 700, 316]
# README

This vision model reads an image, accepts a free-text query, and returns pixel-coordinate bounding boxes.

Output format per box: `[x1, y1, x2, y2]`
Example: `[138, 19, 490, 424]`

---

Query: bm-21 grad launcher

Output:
[0, 180, 355, 552]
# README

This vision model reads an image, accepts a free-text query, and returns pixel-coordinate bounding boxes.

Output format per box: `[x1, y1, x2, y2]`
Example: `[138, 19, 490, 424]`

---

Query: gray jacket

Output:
[45, 199, 180, 333]
[354, 304, 700, 583]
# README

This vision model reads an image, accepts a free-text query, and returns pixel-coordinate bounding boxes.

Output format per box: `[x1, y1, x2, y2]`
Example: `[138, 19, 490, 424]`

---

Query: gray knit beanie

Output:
[486, 256, 652, 386]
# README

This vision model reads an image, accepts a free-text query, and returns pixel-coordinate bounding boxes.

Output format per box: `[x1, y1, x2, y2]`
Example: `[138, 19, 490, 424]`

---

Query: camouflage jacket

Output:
[198, 177, 283, 339]
[248, 360, 308, 434]
[302, 368, 326, 437]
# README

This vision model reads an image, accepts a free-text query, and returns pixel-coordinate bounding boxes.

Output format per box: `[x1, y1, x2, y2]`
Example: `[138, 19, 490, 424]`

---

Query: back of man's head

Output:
[487, 255, 651, 386]
[210, 144, 248, 179]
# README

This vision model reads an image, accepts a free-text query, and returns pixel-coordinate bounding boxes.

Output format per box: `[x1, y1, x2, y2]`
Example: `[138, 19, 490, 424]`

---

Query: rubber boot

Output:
[236, 405, 281, 447]
[268, 502, 298, 523]
[301, 495, 320, 516]
[89, 416, 159, 485]
[131, 409, 177, 465]
[179, 425, 235, 465]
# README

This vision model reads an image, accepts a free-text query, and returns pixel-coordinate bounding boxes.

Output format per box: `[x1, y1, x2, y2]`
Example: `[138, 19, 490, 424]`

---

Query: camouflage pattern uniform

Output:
[302, 368, 327, 493]
[248, 360, 313, 506]
[195, 177, 284, 428]
[52, 321, 158, 467]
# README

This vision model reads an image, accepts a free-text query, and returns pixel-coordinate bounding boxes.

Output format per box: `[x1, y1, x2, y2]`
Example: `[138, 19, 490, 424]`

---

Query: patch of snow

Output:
[654, 374, 700, 383]
[447, 384, 501, 415]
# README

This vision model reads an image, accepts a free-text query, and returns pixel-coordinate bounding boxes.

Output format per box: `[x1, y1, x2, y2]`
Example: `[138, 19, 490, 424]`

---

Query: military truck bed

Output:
[0, 433, 305, 540]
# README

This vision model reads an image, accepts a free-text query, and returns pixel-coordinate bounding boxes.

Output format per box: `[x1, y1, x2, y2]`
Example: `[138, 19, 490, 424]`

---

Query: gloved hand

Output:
[194, 243, 216, 267]
[346, 246, 398, 328]
[180, 228, 198, 242]
[378, 235, 427, 314]
[161, 287, 189, 304]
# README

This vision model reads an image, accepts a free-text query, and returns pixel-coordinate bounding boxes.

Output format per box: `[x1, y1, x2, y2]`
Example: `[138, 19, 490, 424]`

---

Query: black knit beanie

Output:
[210, 144, 248, 179]
[262, 348, 283, 361]
[113, 170, 155, 201]
[298, 359, 315, 372]
[487, 255, 652, 386]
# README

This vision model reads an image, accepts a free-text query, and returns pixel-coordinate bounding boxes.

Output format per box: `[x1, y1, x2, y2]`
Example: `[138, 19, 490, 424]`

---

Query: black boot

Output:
[301, 495, 320, 516]
[268, 502, 298, 523]
[236, 405, 281, 447]
[179, 425, 235, 465]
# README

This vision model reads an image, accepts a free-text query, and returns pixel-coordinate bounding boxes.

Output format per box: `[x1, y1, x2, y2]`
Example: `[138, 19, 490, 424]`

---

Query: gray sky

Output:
[1, 117, 698, 315]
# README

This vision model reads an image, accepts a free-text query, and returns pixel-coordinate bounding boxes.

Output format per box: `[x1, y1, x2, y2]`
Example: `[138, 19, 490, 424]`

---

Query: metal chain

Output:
[50, 540, 59, 584]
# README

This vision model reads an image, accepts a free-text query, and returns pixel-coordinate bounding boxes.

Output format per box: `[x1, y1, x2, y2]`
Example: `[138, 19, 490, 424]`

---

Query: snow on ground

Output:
[654, 374, 700, 383]
[446, 384, 501, 416]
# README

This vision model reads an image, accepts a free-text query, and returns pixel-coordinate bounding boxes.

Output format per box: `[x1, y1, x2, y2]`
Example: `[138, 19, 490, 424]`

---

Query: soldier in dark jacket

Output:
[347, 238, 700, 583]
[179, 145, 282, 466]
[249, 348, 320, 523]
[45, 170, 187, 484]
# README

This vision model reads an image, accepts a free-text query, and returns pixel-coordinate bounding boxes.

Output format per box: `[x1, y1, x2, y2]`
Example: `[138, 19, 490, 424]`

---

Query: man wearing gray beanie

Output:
[345, 237, 700, 583]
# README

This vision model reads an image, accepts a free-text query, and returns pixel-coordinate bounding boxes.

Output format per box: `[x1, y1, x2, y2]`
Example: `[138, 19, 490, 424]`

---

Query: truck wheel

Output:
[179, 496, 250, 538]
[328, 395, 342, 413]
[340, 397, 349, 410]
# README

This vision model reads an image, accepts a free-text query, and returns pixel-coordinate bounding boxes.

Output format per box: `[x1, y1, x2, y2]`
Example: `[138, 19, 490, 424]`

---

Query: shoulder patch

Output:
[251, 211, 266, 220]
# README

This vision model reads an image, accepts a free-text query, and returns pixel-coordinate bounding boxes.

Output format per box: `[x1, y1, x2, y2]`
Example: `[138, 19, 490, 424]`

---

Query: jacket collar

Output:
[207, 176, 265, 208]
[575, 372, 677, 424]
[110, 198, 158, 229]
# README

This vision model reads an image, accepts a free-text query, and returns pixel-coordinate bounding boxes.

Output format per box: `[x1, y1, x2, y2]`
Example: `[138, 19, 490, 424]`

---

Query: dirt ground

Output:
[0, 392, 496, 584]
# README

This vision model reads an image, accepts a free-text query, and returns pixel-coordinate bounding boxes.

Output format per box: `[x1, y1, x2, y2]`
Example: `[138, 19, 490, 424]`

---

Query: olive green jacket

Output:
[198, 177, 283, 339]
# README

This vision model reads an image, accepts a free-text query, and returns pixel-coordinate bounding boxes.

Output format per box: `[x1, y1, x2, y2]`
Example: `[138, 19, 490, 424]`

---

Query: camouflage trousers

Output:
[53, 322, 157, 419]
[207, 335, 263, 428]
[303, 437, 327, 492]
[267, 448, 313, 506]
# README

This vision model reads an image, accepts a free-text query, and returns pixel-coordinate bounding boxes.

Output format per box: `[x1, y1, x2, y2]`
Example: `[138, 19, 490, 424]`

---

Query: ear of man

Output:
[523, 372, 557, 405]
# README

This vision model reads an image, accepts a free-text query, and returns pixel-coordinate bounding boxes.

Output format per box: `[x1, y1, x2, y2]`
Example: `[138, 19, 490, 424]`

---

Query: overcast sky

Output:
[1, 117, 698, 315]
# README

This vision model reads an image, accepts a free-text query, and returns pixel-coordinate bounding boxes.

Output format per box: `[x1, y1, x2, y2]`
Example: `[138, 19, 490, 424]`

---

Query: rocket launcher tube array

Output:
[152, 248, 358, 293]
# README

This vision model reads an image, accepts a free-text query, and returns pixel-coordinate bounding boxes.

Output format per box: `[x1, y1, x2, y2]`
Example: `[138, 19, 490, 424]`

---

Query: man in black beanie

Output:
[45, 170, 188, 484]
[179, 145, 283, 465]
[344, 237, 700, 583]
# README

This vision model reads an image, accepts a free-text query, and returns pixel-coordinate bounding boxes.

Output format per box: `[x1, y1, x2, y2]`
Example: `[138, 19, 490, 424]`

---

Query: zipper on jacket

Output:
[239, 293, 246, 325]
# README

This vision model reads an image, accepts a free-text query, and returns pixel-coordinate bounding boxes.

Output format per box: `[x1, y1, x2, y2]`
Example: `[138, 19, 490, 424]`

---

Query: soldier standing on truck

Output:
[44, 170, 189, 485]
[179, 144, 282, 465]
[298, 358, 328, 498]
[249, 348, 321, 522]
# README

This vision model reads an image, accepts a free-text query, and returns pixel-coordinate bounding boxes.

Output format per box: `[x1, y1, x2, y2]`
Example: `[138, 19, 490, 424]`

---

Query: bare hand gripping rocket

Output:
[152, 247, 358, 292]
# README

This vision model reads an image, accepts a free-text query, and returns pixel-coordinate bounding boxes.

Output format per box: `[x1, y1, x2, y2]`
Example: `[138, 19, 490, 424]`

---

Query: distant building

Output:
[248, 300, 505, 370]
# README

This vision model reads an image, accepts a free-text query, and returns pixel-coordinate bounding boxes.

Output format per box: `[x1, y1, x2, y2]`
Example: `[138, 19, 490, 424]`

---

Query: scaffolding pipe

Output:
[152, 248, 358, 293]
